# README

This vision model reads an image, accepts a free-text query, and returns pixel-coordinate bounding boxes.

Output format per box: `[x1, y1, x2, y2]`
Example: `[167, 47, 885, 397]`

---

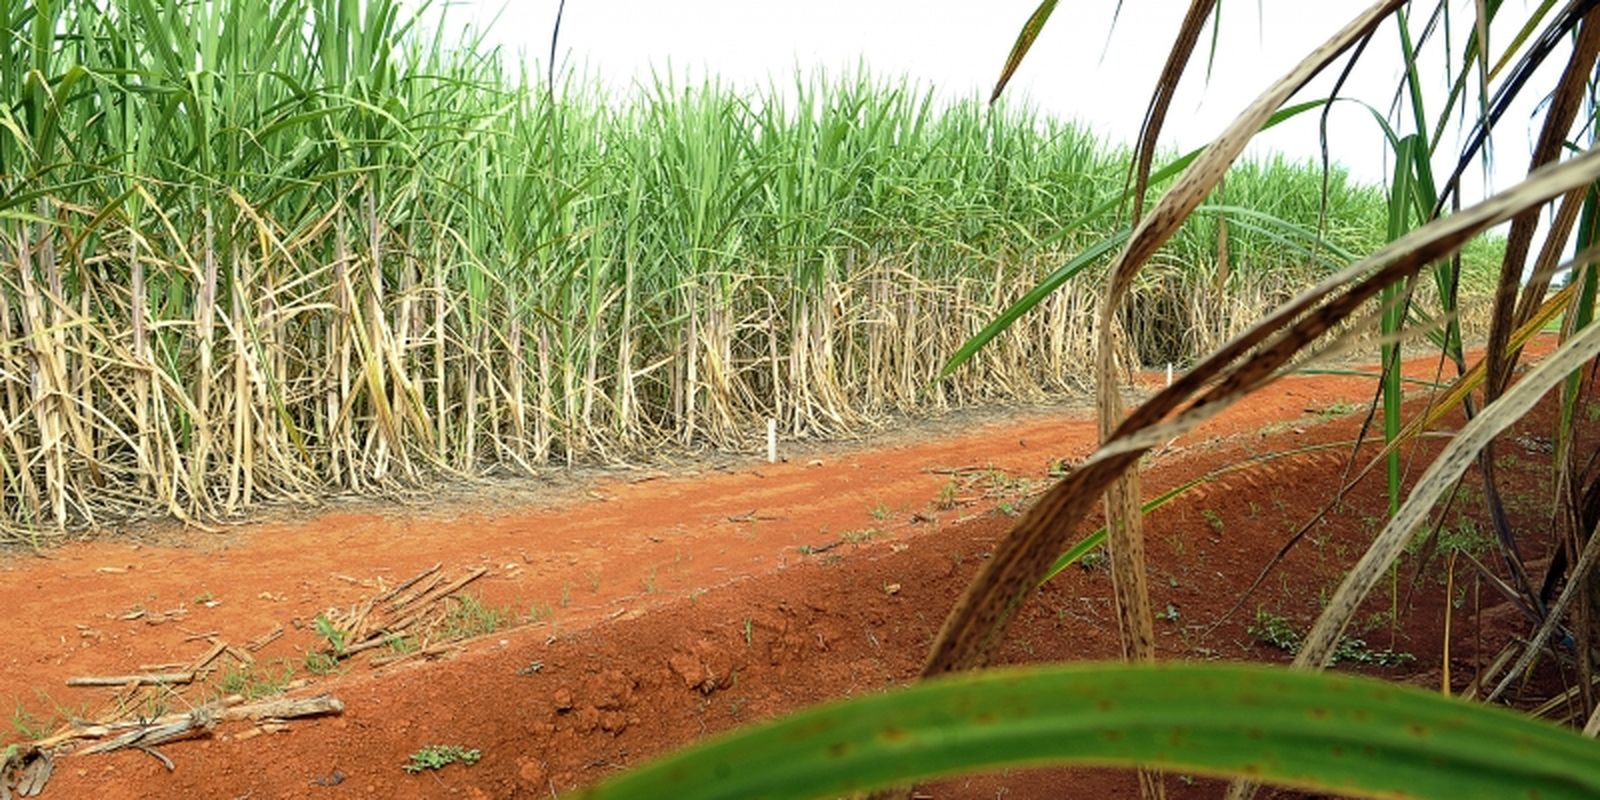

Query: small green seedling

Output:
[313, 614, 348, 656]
[404, 744, 481, 773]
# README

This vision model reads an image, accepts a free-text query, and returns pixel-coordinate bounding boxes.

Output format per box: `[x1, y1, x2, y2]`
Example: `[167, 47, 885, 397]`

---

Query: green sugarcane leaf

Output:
[576, 662, 1600, 800]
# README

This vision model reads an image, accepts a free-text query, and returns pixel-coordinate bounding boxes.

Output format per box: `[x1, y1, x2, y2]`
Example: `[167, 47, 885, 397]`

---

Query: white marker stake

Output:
[1166, 362, 1173, 387]
[766, 418, 777, 463]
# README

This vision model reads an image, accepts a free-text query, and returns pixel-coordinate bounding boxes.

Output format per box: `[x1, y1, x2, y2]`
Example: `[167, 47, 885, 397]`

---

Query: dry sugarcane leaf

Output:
[1104, 0, 1406, 311]
[1485, 5, 1600, 400]
[989, 0, 1060, 104]
[1092, 2, 1405, 702]
[921, 142, 1600, 680]
[1083, 15, 1409, 798]
[1128, 0, 1217, 224]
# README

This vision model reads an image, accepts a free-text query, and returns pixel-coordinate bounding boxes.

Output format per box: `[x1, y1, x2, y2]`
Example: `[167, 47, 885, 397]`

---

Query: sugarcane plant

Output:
[0, 0, 1445, 540]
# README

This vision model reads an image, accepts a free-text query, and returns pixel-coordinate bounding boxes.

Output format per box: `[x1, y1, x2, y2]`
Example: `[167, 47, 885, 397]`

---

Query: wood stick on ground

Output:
[385, 572, 445, 613]
[218, 693, 343, 722]
[65, 672, 193, 688]
[132, 744, 173, 771]
[36, 693, 343, 750]
[339, 620, 421, 657]
[392, 567, 489, 615]
[134, 662, 186, 672]
[245, 625, 283, 652]
[184, 641, 230, 674]
[1529, 675, 1600, 721]
[1460, 642, 1519, 701]
[346, 597, 376, 642]
[374, 562, 442, 604]
[78, 710, 215, 755]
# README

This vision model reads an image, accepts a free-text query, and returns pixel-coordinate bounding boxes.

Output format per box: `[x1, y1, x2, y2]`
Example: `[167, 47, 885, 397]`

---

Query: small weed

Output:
[587, 570, 602, 593]
[1317, 401, 1360, 419]
[1157, 603, 1180, 623]
[1439, 518, 1494, 557]
[1246, 500, 1260, 518]
[742, 617, 753, 646]
[441, 594, 515, 640]
[303, 650, 341, 676]
[404, 744, 481, 774]
[934, 479, 959, 511]
[384, 634, 419, 655]
[9, 704, 47, 741]
[559, 584, 572, 608]
[997, 500, 1019, 517]
[983, 468, 1029, 496]
[1404, 517, 1492, 558]
[134, 691, 170, 721]
[218, 659, 294, 700]
[1259, 420, 1295, 437]
[1202, 508, 1224, 535]
[1247, 609, 1302, 652]
[193, 591, 216, 606]
[313, 614, 348, 656]
[1356, 609, 1395, 635]
[1333, 638, 1415, 667]
[1047, 458, 1072, 478]
[869, 502, 893, 521]
[641, 568, 658, 595]
[1249, 608, 1413, 667]
[840, 527, 885, 544]
[525, 601, 555, 624]
[1077, 547, 1107, 571]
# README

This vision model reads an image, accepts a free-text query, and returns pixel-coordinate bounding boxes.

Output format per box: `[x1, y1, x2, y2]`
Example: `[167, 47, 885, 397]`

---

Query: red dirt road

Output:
[2, 339, 1576, 799]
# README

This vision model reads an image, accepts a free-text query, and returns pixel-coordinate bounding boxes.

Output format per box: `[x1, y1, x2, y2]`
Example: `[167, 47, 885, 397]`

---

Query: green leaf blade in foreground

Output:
[575, 662, 1600, 800]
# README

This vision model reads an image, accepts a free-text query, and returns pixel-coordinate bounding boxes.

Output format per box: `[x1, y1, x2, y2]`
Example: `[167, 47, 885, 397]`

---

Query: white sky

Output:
[435, 1, 1565, 195]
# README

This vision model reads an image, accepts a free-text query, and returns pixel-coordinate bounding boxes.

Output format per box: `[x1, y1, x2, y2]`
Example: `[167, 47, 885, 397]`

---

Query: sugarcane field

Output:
[3, 2, 1599, 799]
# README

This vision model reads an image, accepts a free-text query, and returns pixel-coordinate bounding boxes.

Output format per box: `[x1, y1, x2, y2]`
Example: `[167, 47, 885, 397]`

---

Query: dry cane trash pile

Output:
[1, 563, 493, 797]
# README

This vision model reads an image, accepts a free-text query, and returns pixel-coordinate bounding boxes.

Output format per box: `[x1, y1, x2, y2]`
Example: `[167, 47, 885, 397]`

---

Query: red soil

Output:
[2, 337, 1582, 799]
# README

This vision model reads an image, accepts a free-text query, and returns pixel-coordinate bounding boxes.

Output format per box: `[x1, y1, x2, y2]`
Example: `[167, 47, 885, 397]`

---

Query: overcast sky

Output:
[434, 1, 1562, 195]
